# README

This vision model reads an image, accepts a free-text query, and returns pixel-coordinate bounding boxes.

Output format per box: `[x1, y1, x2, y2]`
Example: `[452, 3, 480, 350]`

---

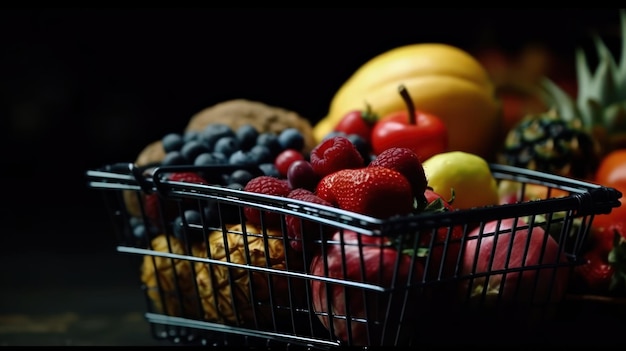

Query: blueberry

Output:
[181, 140, 210, 162]
[211, 152, 228, 164]
[258, 162, 280, 177]
[133, 224, 148, 239]
[162, 151, 187, 166]
[162, 133, 184, 153]
[130, 218, 158, 240]
[229, 150, 256, 165]
[256, 132, 282, 156]
[201, 123, 235, 148]
[229, 169, 254, 186]
[236, 124, 259, 150]
[204, 196, 240, 227]
[347, 134, 371, 163]
[173, 209, 204, 242]
[194, 152, 219, 166]
[202, 201, 219, 227]
[249, 144, 272, 164]
[278, 128, 304, 151]
[130, 216, 143, 228]
[227, 182, 244, 191]
[183, 130, 201, 143]
[213, 136, 240, 157]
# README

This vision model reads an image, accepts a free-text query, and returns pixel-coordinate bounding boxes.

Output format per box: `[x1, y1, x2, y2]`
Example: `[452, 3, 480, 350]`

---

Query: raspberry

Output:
[243, 176, 291, 227]
[369, 147, 427, 199]
[168, 172, 209, 184]
[285, 190, 334, 253]
[309, 136, 364, 178]
[287, 188, 314, 198]
[143, 172, 208, 228]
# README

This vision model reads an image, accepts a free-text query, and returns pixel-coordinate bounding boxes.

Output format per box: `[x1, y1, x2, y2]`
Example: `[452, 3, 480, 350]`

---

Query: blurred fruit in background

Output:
[595, 148, 626, 190]
[314, 43, 501, 160]
[475, 43, 577, 140]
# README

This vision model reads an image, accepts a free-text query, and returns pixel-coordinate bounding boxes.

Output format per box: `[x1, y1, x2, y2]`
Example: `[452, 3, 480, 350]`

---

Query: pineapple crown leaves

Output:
[575, 9, 626, 127]
[539, 9, 626, 152]
[540, 78, 581, 124]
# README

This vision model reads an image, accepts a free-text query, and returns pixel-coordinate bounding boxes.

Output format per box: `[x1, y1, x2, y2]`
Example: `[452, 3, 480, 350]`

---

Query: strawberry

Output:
[144, 172, 209, 227]
[574, 250, 616, 293]
[333, 106, 378, 144]
[243, 176, 291, 227]
[369, 147, 427, 200]
[285, 189, 334, 253]
[309, 136, 364, 178]
[418, 189, 465, 280]
[315, 166, 414, 218]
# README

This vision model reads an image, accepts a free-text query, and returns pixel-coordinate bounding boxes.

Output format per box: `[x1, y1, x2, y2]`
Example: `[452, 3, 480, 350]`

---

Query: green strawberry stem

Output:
[400, 190, 454, 257]
[608, 229, 626, 294]
[361, 101, 378, 124]
[398, 84, 416, 125]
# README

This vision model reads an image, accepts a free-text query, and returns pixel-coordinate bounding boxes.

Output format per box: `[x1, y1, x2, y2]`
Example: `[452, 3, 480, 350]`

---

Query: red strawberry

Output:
[144, 172, 209, 226]
[369, 147, 427, 199]
[309, 136, 364, 178]
[574, 250, 616, 293]
[419, 188, 465, 279]
[285, 189, 334, 253]
[333, 106, 378, 144]
[315, 166, 414, 218]
[243, 176, 291, 227]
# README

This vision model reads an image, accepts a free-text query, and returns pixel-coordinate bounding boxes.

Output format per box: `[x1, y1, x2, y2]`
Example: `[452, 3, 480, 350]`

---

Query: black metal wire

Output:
[85, 162, 624, 348]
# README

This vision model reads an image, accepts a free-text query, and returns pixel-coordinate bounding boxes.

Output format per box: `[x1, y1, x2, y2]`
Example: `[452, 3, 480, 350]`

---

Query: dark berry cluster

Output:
[130, 124, 308, 243]
[160, 124, 304, 178]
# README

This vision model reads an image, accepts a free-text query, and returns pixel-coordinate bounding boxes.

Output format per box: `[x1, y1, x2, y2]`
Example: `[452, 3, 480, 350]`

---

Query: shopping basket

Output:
[86, 162, 622, 348]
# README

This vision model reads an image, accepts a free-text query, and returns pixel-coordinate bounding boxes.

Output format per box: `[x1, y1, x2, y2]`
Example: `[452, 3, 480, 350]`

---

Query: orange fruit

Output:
[595, 149, 626, 190]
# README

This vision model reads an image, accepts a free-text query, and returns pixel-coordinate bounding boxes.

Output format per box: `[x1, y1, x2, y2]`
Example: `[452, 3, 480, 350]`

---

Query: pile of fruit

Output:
[114, 9, 626, 347]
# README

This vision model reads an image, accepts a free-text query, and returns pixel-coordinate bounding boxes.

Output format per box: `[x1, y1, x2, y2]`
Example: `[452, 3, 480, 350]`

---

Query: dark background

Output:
[1, 8, 622, 254]
[0, 8, 623, 345]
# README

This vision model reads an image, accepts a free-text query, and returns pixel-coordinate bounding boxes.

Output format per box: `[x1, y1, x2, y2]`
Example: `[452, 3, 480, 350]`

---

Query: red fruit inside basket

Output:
[287, 159, 320, 192]
[144, 172, 209, 226]
[285, 189, 334, 253]
[309, 136, 364, 177]
[309, 229, 424, 346]
[369, 147, 427, 199]
[243, 176, 291, 227]
[274, 149, 305, 178]
[315, 166, 414, 218]
[460, 218, 569, 307]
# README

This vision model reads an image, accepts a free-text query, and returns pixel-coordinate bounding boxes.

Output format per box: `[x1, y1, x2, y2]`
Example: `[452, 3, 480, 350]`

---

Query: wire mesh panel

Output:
[86, 163, 622, 348]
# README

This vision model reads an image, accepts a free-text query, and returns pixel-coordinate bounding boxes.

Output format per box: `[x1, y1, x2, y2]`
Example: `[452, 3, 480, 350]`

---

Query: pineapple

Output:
[499, 9, 626, 179]
[550, 8, 626, 154]
[498, 108, 600, 179]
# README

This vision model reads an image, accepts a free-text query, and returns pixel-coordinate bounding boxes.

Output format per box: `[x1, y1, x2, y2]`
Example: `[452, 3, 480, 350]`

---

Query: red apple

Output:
[460, 218, 570, 307]
[370, 85, 448, 161]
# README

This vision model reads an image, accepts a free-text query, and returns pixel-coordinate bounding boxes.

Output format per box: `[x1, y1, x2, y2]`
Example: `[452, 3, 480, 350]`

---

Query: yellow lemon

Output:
[422, 151, 499, 210]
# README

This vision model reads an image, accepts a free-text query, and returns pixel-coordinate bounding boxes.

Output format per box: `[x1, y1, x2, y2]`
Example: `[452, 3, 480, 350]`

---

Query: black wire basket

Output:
[86, 162, 622, 348]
